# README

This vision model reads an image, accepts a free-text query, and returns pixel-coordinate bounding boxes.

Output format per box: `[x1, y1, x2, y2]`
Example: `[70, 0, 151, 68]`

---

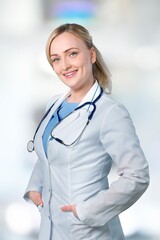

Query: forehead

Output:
[50, 32, 86, 54]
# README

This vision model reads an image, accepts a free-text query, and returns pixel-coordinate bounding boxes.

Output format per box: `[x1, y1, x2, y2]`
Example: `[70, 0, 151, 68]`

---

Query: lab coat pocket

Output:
[71, 212, 82, 224]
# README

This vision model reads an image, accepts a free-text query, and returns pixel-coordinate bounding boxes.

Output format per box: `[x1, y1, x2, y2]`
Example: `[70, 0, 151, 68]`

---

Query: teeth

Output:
[66, 72, 73, 76]
[64, 71, 76, 76]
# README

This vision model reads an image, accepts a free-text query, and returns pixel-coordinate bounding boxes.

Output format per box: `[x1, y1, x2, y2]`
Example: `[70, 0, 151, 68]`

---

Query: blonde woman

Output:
[24, 23, 149, 240]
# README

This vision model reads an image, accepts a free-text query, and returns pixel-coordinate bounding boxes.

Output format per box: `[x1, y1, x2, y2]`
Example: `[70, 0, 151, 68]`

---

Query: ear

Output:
[90, 47, 96, 64]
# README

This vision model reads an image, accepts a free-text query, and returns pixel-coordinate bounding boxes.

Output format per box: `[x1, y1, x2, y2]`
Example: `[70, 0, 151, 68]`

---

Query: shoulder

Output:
[99, 93, 136, 135]
[99, 92, 130, 119]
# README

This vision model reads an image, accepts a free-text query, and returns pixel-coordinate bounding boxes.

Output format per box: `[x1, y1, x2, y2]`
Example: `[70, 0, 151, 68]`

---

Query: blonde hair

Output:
[46, 23, 112, 92]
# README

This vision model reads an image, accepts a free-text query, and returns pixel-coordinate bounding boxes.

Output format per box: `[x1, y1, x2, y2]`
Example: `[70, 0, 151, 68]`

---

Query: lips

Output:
[63, 70, 78, 78]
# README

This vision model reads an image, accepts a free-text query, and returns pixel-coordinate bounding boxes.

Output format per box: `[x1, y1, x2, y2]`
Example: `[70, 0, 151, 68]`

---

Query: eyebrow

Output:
[50, 47, 79, 57]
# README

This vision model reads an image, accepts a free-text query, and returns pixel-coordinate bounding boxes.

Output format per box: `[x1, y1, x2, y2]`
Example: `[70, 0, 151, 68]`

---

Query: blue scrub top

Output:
[42, 100, 78, 156]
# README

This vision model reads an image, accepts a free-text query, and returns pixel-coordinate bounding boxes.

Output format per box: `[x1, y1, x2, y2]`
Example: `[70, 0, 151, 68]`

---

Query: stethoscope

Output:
[27, 86, 103, 152]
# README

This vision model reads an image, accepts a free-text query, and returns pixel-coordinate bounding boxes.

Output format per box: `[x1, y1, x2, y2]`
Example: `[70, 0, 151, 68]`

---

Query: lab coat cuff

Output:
[23, 186, 42, 204]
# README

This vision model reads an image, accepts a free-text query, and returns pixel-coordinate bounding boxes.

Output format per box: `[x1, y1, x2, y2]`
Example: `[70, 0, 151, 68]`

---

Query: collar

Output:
[78, 81, 102, 110]
[50, 81, 102, 113]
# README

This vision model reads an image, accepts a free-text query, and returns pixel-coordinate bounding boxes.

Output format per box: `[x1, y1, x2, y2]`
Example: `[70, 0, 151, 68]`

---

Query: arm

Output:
[23, 158, 43, 205]
[23, 96, 59, 205]
[76, 103, 149, 227]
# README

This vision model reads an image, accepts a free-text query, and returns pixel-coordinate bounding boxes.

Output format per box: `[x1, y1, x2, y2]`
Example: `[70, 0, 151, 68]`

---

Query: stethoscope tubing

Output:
[27, 87, 103, 152]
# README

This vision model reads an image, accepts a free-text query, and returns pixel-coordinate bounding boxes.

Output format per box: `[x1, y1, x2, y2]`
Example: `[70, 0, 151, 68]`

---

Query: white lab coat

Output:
[24, 81, 149, 240]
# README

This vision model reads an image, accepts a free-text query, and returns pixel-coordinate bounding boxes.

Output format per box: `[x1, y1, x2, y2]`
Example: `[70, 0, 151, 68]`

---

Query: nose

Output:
[61, 58, 71, 71]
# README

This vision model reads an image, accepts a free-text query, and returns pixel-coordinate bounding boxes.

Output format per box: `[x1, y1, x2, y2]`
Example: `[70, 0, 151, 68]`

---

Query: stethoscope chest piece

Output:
[27, 140, 34, 152]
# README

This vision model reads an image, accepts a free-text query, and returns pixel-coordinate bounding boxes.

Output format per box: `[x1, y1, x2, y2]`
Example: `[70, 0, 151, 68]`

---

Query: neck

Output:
[67, 81, 95, 103]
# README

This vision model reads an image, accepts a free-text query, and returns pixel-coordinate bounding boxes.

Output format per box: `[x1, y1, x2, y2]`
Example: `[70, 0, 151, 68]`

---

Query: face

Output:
[49, 32, 96, 91]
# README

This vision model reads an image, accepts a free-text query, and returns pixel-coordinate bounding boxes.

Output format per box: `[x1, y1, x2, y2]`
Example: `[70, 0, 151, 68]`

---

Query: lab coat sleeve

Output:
[76, 103, 150, 227]
[23, 95, 60, 203]
[23, 158, 43, 204]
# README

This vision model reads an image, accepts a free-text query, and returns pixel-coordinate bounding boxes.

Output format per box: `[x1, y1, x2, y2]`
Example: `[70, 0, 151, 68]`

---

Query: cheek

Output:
[70, 58, 80, 67]
[83, 57, 93, 71]
[52, 64, 61, 74]
[83, 53, 92, 65]
[75, 55, 90, 68]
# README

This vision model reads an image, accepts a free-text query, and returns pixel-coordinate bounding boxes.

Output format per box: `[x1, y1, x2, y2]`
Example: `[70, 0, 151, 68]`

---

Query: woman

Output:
[24, 23, 149, 240]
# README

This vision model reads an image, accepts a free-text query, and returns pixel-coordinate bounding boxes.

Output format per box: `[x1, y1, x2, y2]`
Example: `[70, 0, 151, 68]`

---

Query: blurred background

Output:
[0, 0, 160, 239]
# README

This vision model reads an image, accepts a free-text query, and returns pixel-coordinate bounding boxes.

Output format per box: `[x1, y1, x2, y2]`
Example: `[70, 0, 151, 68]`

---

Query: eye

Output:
[69, 51, 78, 57]
[51, 57, 60, 63]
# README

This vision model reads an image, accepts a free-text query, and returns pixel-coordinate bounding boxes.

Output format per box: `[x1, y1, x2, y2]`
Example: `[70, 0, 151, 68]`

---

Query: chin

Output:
[62, 78, 80, 88]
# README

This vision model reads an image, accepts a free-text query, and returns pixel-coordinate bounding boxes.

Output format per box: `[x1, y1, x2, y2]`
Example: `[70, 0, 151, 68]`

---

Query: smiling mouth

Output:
[63, 70, 78, 78]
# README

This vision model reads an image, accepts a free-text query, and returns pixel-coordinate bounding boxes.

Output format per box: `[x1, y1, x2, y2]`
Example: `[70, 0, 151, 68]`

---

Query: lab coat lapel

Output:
[51, 110, 89, 145]
[79, 81, 101, 107]
[34, 91, 71, 159]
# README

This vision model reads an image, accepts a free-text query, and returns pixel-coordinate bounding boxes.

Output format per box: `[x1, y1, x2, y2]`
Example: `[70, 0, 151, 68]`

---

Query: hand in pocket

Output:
[29, 191, 43, 207]
[61, 204, 79, 219]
